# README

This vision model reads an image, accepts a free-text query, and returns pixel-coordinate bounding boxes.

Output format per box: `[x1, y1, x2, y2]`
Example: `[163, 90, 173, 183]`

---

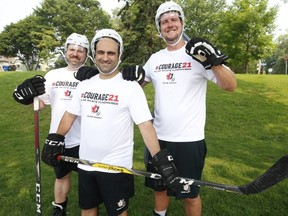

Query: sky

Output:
[0, 0, 287, 37]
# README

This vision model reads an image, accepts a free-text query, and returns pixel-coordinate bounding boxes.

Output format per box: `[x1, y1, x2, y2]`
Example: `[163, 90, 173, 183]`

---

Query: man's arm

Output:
[138, 120, 160, 156]
[140, 80, 149, 88]
[56, 111, 78, 135]
[212, 65, 237, 91]
[41, 111, 77, 166]
[138, 120, 178, 191]
[185, 38, 237, 91]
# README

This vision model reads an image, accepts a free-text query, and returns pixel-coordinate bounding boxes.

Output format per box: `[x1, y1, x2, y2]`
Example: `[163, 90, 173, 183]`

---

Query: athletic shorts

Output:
[54, 145, 79, 179]
[145, 139, 207, 199]
[78, 169, 135, 215]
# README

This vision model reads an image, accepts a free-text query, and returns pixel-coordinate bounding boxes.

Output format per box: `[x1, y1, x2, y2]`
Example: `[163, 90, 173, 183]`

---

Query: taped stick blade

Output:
[239, 155, 288, 195]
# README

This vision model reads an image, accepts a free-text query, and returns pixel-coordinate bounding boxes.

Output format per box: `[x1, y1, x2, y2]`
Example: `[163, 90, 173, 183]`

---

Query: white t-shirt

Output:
[39, 67, 81, 148]
[67, 73, 152, 171]
[144, 45, 217, 142]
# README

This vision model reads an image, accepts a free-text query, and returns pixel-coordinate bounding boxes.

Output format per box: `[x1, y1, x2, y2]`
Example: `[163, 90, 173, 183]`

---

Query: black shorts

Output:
[145, 139, 207, 199]
[78, 169, 135, 215]
[54, 145, 79, 179]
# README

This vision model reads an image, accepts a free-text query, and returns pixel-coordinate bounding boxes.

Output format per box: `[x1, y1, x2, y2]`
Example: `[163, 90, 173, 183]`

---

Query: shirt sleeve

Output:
[143, 57, 152, 83]
[128, 82, 152, 125]
[38, 72, 51, 105]
[66, 83, 81, 116]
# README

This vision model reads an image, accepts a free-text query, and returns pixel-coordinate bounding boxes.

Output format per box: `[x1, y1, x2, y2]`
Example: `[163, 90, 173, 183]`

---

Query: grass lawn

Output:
[0, 71, 287, 215]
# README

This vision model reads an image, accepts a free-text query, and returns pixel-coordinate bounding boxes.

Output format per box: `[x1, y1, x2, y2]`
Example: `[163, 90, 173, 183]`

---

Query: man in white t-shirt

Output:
[122, 2, 237, 216]
[41, 29, 178, 216]
[13, 33, 90, 216]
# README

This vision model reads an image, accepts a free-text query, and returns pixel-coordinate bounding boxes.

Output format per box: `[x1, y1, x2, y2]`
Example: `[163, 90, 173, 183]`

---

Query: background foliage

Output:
[0, 0, 287, 74]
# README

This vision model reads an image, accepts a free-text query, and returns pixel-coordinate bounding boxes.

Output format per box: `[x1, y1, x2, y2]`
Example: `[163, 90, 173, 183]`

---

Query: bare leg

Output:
[81, 208, 97, 216]
[183, 195, 202, 216]
[118, 210, 128, 216]
[154, 190, 170, 211]
[54, 172, 72, 203]
[81, 208, 128, 216]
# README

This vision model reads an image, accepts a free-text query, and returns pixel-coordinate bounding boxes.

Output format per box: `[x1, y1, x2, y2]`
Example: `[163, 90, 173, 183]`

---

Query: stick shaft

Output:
[60, 155, 288, 195]
[182, 32, 191, 42]
[34, 97, 41, 215]
[60, 156, 242, 193]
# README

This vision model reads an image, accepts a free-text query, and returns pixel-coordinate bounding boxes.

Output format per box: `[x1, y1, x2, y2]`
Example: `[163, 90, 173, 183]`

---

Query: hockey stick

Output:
[183, 32, 191, 42]
[59, 155, 288, 195]
[34, 97, 42, 215]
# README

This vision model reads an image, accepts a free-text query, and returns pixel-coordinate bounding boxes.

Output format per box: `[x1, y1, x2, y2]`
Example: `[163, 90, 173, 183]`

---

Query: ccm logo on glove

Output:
[45, 139, 65, 146]
[41, 133, 65, 167]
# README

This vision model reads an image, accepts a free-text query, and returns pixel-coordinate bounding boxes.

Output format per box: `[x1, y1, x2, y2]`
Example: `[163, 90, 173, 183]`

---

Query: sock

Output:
[53, 198, 68, 210]
[154, 209, 167, 216]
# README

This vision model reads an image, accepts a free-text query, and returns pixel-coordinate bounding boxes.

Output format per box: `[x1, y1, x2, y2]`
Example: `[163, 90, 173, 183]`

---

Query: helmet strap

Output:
[96, 56, 122, 75]
[161, 28, 184, 47]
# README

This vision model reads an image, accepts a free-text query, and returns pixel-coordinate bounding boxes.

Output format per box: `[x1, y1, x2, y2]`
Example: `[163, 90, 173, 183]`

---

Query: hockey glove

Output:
[74, 66, 99, 81]
[185, 38, 228, 69]
[122, 65, 145, 85]
[41, 133, 65, 166]
[152, 149, 178, 192]
[12, 75, 46, 105]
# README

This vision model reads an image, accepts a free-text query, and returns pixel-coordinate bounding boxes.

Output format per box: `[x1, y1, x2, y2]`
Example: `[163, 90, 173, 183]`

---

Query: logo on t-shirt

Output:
[64, 90, 72, 98]
[162, 72, 176, 85]
[52, 81, 79, 88]
[155, 62, 192, 72]
[166, 73, 175, 81]
[91, 104, 100, 115]
[81, 92, 119, 105]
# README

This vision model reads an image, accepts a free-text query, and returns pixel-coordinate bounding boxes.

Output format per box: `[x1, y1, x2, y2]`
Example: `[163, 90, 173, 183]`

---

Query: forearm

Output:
[212, 65, 237, 91]
[138, 120, 160, 157]
[39, 99, 46, 110]
[56, 111, 77, 136]
[140, 80, 149, 88]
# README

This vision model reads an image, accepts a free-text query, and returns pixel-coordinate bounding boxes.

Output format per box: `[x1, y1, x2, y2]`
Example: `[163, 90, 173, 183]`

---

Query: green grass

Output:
[0, 71, 287, 215]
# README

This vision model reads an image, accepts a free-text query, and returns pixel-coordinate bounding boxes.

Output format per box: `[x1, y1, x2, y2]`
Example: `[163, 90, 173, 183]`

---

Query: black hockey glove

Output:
[74, 66, 99, 81]
[122, 65, 145, 85]
[152, 149, 178, 192]
[185, 38, 228, 69]
[12, 75, 46, 105]
[41, 133, 65, 167]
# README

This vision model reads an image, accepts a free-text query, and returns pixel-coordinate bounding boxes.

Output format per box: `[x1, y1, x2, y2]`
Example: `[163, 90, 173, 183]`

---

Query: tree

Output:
[34, 0, 111, 47]
[0, 15, 57, 71]
[116, 0, 228, 66]
[181, 0, 227, 42]
[217, 0, 278, 73]
[0, 0, 112, 71]
[117, 0, 165, 66]
[270, 33, 288, 74]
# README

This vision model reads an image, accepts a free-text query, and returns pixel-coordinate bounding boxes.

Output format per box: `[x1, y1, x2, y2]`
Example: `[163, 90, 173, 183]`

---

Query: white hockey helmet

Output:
[64, 33, 90, 55]
[155, 1, 185, 35]
[90, 29, 123, 59]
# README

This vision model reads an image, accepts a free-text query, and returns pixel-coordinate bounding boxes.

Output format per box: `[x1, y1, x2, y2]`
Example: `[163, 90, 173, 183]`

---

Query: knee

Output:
[57, 173, 71, 181]
[184, 195, 201, 206]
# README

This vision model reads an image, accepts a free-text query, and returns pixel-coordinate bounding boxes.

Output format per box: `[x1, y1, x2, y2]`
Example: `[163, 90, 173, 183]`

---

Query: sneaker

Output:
[52, 202, 66, 216]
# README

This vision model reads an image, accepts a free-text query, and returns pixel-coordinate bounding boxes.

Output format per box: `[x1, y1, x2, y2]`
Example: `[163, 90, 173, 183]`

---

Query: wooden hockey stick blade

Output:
[59, 155, 288, 195]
